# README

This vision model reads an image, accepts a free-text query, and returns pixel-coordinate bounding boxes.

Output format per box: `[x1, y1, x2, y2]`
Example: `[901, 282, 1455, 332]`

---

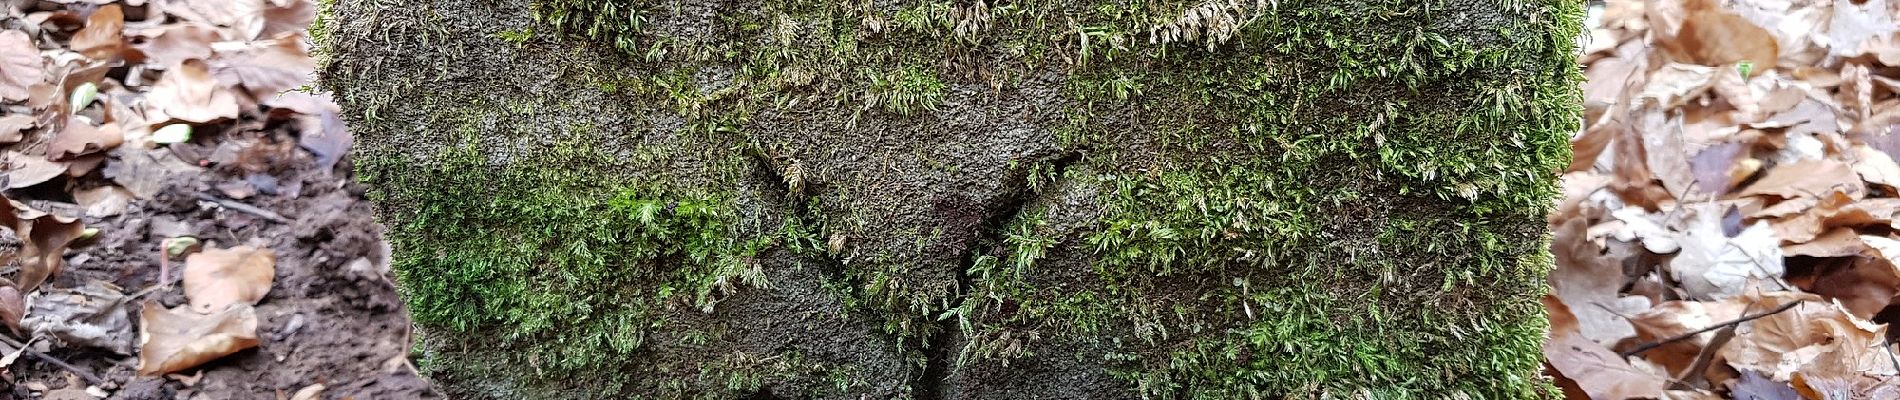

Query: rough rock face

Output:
[318, 0, 1581, 398]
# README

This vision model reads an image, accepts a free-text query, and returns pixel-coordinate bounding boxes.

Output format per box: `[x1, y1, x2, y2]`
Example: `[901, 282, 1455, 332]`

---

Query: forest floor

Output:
[0, 1, 435, 399]
[1551, 0, 1900, 398]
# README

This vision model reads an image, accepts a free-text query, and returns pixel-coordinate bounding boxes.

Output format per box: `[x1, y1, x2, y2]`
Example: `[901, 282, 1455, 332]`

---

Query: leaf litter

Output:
[0, 1, 433, 398]
[1555, 0, 1900, 397]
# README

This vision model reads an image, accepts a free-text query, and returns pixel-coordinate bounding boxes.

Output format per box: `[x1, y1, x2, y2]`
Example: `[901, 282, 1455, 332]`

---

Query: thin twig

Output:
[0, 334, 104, 385]
[192, 193, 290, 223]
[1621, 300, 1802, 357]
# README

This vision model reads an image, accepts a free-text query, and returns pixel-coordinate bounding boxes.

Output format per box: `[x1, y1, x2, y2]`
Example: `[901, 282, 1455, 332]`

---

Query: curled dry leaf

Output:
[21, 280, 135, 354]
[1720, 297, 1896, 381]
[183, 246, 275, 313]
[0, 30, 43, 102]
[147, 59, 239, 123]
[70, 5, 125, 60]
[136, 302, 259, 376]
[48, 117, 123, 160]
[0, 199, 86, 292]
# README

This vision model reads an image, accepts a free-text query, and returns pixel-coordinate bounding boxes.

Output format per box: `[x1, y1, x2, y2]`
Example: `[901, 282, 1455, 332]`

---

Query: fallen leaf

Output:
[211, 34, 314, 99]
[1781, 228, 1863, 258]
[5, 152, 66, 189]
[135, 302, 259, 375]
[47, 117, 123, 161]
[288, 383, 324, 400]
[259, 0, 316, 41]
[0, 31, 43, 102]
[104, 146, 202, 198]
[1544, 296, 1669, 399]
[70, 5, 124, 60]
[1826, 0, 1899, 58]
[1551, 216, 1653, 344]
[0, 285, 22, 335]
[0, 115, 33, 144]
[1667, 0, 1780, 68]
[21, 280, 135, 354]
[0, 199, 87, 292]
[136, 25, 219, 67]
[1670, 203, 1785, 300]
[73, 186, 132, 218]
[1720, 297, 1895, 381]
[1738, 159, 1865, 200]
[147, 59, 240, 123]
[182, 246, 275, 313]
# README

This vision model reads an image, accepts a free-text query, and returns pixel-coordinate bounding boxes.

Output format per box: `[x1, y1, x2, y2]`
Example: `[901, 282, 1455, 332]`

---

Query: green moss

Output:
[333, 0, 1582, 397]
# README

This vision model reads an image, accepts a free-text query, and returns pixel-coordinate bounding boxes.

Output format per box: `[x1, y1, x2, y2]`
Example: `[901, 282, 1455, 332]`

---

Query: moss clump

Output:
[324, 0, 1582, 397]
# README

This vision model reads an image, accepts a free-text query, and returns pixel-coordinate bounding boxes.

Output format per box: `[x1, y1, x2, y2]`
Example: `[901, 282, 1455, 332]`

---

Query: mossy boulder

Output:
[317, 0, 1581, 398]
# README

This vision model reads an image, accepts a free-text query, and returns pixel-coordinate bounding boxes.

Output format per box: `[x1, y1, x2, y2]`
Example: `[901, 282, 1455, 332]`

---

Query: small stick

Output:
[192, 193, 290, 223]
[1621, 300, 1802, 357]
[0, 334, 104, 385]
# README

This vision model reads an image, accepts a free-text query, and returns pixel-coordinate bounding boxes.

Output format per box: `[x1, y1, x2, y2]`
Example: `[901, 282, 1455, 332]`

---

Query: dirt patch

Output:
[0, 1, 437, 398]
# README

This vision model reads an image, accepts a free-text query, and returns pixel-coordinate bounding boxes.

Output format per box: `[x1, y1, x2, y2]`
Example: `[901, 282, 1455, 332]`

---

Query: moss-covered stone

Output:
[319, 0, 1580, 398]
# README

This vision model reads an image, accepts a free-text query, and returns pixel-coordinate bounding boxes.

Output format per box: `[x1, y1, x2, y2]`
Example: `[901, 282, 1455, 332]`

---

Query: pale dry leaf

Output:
[1640, 63, 1718, 108]
[105, 146, 202, 198]
[135, 25, 220, 68]
[288, 383, 324, 400]
[147, 59, 240, 123]
[1826, 0, 1899, 58]
[47, 117, 123, 161]
[70, 5, 124, 60]
[211, 34, 314, 99]
[0, 115, 31, 144]
[1852, 145, 1900, 190]
[0, 285, 21, 335]
[136, 302, 258, 376]
[73, 186, 133, 218]
[0, 31, 44, 102]
[259, 0, 316, 40]
[1669, 203, 1784, 300]
[172, 0, 268, 41]
[21, 280, 136, 354]
[1738, 159, 1865, 200]
[6, 152, 66, 189]
[182, 246, 275, 313]
[1781, 227, 1863, 257]
[1551, 217, 1653, 344]
[1720, 298, 1895, 381]
[1544, 296, 1669, 399]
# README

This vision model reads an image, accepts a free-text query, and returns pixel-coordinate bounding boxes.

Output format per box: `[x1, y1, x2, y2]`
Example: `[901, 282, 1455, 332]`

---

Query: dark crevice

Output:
[915, 150, 1082, 400]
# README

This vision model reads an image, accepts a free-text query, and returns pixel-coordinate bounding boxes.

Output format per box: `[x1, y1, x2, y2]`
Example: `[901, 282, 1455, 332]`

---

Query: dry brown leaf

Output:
[1665, 0, 1779, 68]
[1782, 227, 1864, 257]
[1852, 145, 1900, 190]
[0, 115, 32, 144]
[0, 31, 43, 102]
[182, 246, 275, 313]
[171, 0, 267, 41]
[0, 285, 23, 335]
[6, 152, 65, 189]
[1544, 296, 1669, 399]
[1720, 297, 1895, 381]
[211, 34, 314, 99]
[1551, 216, 1652, 344]
[135, 25, 220, 68]
[47, 117, 123, 161]
[1738, 159, 1865, 200]
[1627, 296, 1750, 376]
[136, 302, 258, 376]
[71, 5, 125, 60]
[105, 146, 202, 198]
[0, 199, 85, 293]
[147, 59, 240, 123]
[259, 0, 316, 40]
